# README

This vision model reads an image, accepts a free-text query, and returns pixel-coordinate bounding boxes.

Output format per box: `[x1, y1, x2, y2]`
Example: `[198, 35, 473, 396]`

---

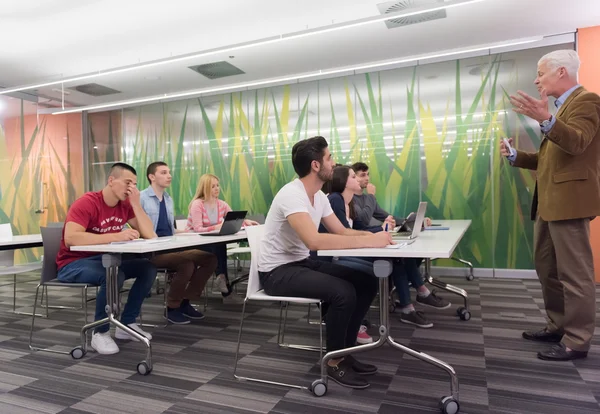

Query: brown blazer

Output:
[512, 86, 600, 221]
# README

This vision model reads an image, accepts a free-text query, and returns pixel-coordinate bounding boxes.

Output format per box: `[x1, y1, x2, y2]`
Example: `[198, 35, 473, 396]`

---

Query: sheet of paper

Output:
[110, 238, 172, 245]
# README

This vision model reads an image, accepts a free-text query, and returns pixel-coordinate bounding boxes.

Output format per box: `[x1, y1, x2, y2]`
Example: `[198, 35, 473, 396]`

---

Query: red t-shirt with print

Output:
[56, 191, 135, 270]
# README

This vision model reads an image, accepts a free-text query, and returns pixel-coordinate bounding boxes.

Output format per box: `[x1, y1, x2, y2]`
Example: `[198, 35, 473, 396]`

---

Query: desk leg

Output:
[76, 254, 153, 375]
[424, 258, 471, 321]
[314, 260, 460, 412]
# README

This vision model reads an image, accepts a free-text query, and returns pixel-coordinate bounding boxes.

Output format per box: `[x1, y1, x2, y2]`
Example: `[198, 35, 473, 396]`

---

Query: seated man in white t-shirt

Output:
[258, 136, 393, 390]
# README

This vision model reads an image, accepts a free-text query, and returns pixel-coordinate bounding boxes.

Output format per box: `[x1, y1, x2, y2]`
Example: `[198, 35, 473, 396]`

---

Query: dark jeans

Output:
[57, 255, 157, 333]
[336, 257, 424, 307]
[259, 258, 377, 352]
[200, 244, 228, 277]
[199, 244, 232, 295]
[392, 258, 424, 306]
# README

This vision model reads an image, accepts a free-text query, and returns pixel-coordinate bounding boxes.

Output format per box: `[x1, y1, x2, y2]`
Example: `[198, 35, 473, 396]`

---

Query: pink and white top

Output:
[186, 198, 232, 233]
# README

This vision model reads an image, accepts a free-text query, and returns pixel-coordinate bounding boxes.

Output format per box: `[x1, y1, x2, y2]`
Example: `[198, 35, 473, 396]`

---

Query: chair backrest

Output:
[0, 223, 13, 239]
[247, 213, 266, 224]
[40, 226, 64, 284]
[0, 224, 14, 267]
[175, 219, 187, 230]
[245, 224, 265, 296]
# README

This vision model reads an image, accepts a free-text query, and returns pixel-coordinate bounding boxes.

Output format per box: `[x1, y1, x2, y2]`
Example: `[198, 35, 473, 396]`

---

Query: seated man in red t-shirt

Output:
[56, 162, 158, 355]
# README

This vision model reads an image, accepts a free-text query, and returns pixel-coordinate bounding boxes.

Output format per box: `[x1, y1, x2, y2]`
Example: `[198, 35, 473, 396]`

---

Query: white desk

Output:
[319, 220, 470, 258]
[0, 234, 43, 314]
[0, 234, 43, 251]
[321, 220, 472, 317]
[70, 232, 248, 255]
[316, 220, 471, 413]
[69, 231, 248, 375]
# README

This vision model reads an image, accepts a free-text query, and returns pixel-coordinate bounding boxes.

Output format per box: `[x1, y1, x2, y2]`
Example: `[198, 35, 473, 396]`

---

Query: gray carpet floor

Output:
[0, 272, 599, 414]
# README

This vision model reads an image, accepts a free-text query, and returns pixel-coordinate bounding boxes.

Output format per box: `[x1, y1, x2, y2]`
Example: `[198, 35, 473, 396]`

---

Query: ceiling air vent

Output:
[377, 0, 447, 29]
[71, 83, 121, 97]
[189, 61, 245, 80]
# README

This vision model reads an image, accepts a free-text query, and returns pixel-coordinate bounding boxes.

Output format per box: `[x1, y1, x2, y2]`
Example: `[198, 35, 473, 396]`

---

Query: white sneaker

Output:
[115, 323, 153, 342]
[91, 331, 119, 355]
[215, 274, 229, 293]
[222, 294, 244, 305]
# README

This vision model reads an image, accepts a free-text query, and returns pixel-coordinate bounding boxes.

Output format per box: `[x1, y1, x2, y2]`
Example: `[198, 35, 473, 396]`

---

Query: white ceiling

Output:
[0, 0, 598, 111]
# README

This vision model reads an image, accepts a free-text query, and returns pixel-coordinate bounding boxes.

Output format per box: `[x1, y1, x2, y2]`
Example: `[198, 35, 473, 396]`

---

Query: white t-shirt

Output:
[258, 179, 334, 273]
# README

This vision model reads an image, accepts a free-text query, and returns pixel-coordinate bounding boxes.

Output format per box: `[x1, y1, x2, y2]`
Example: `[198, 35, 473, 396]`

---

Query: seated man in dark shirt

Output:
[140, 162, 217, 325]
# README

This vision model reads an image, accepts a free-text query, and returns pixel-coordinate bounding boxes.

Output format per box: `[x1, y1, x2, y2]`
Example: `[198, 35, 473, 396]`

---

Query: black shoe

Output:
[537, 343, 588, 361]
[522, 328, 562, 343]
[180, 300, 205, 320]
[346, 355, 378, 375]
[166, 308, 191, 325]
[326, 359, 370, 389]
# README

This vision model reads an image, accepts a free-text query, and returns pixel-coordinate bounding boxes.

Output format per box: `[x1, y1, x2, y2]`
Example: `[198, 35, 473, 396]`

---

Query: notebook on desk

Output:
[392, 202, 427, 240]
[199, 210, 247, 236]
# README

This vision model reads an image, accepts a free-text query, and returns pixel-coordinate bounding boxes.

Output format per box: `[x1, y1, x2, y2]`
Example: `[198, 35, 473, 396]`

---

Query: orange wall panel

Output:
[578, 26, 600, 282]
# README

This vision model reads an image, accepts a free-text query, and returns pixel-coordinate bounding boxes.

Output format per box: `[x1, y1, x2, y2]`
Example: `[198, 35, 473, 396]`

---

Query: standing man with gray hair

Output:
[500, 49, 600, 361]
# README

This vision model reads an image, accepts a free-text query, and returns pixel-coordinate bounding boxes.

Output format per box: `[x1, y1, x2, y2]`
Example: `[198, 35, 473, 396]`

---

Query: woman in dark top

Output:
[320, 166, 450, 329]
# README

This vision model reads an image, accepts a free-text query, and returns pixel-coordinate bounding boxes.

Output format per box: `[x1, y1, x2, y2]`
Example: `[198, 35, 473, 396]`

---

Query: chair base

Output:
[234, 298, 324, 391]
[29, 283, 92, 355]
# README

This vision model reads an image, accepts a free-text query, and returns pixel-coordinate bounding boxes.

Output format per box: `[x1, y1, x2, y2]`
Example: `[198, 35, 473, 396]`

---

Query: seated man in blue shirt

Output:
[140, 162, 217, 324]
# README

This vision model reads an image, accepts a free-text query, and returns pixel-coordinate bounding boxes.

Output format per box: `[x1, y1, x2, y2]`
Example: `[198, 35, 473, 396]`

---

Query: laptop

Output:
[199, 210, 247, 236]
[392, 202, 427, 240]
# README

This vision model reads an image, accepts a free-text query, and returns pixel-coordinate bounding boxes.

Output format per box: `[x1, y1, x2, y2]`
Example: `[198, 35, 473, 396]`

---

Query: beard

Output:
[317, 165, 333, 182]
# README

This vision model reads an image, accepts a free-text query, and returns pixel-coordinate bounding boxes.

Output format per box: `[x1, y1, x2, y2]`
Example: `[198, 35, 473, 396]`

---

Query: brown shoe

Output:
[522, 328, 562, 343]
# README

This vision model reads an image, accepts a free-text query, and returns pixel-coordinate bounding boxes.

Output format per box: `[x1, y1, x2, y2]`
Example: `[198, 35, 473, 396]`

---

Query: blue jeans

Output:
[57, 255, 157, 333]
[336, 257, 424, 307]
[392, 258, 424, 306]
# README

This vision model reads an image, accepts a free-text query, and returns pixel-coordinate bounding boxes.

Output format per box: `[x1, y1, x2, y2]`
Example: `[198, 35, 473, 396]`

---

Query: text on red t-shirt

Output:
[56, 191, 135, 269]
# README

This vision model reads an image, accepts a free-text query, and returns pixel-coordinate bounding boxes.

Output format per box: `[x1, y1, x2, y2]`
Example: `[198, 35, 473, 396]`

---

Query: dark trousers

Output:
[260, 258, 377, 352]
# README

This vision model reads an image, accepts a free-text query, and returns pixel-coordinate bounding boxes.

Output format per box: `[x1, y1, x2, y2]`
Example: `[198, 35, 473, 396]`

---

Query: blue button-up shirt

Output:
[507, 85, 581, 162]
[140, 186, 175, 235]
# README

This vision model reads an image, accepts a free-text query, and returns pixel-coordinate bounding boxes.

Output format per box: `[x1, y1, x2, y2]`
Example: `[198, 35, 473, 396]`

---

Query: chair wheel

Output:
[456, 307, 471, 321]
[137, 361, 152, 376]
[440, 396, 460, 414]
[70, 346, 85, 360]
[466, 274, 474, 281]
[310, 379, 327, 397]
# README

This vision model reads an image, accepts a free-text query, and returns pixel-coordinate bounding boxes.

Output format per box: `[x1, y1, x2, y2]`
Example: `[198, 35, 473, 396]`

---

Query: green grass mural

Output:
[89, 50, 548, 269]
[0, 111, 84, 263]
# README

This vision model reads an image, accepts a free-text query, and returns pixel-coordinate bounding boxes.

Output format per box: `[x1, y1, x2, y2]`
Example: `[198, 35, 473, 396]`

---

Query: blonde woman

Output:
[186, 174, 258, 304]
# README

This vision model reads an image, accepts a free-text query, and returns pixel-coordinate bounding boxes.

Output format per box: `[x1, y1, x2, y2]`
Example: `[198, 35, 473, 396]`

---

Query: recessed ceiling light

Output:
[51, 88, 71, 95]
